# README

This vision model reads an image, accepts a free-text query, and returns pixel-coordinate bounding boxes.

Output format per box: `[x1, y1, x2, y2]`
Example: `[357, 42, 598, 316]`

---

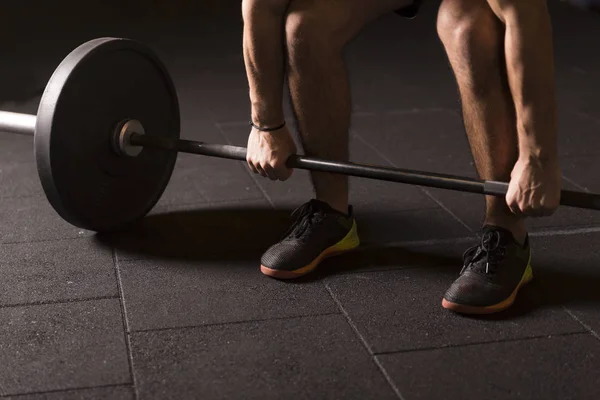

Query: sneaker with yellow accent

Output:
[442, 225, 533, 314]
[260, 199, 359, 279]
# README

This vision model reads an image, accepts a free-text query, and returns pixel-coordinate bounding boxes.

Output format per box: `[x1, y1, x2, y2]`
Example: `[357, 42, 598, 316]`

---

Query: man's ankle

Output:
[315, 197, 349, 216]
[483, 218, 528, 246]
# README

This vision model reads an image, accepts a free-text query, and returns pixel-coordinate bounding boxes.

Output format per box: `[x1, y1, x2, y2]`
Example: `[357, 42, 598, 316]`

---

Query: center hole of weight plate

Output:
[114, 119, 145, 157]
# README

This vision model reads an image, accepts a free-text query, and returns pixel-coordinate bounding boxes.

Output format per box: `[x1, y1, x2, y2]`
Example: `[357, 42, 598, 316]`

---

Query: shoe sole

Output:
[261, 220, 360, 280]
[441, 261, 534, 315]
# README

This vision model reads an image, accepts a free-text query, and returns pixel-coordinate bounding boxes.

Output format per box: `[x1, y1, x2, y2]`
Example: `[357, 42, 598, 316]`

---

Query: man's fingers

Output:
[509, 206, 523, 217]
[538, 201, 559, 217]
[247, 159, 259, 175]
[506, 192, 520, 216]
[507, 196, 523, 216]
[255, 164, 268, 178]
[248, 157, 292, 181]
[508, 198, 558, 218]
[274, 164, 294, 181]
[262, 164, 278, 181]
[521, 205, 535, 217]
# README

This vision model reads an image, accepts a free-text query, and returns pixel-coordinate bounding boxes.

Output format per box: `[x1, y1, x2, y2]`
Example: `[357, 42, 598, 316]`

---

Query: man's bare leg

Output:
[437, 0, 527, 244]
[257, 0, 415, 279]
[284, 0, 414, 214]
[438, 0, 560, 314]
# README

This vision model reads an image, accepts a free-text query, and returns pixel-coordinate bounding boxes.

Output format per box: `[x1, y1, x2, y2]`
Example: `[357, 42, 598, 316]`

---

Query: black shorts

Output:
[395, 0, 423, 19]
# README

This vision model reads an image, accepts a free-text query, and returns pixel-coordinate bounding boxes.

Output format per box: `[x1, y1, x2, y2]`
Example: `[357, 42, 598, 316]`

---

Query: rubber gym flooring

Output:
[1, 1, 599, 399]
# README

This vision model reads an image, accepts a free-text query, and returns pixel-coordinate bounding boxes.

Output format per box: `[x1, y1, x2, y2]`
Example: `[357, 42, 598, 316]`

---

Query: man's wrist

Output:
[251, 107, 285, 131]
[517, 122, 558, 162]
[519, 145, 558, 165]
[250, 120, 286, 132]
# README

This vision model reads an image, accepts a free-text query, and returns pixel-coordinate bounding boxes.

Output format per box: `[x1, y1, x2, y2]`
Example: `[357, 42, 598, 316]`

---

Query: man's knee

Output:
[436, 0, 499, 54]
[284, 2, 355, 69]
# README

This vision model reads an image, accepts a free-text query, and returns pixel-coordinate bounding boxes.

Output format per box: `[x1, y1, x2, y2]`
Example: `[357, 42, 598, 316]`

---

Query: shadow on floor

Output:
[95, 205, 295, 261]
[95, 205, 463, 267]
[318, 248, 548, 320]
[95, 206, 600, 313]
[536, 267, 600, 308]
[317, 245, 460, 277]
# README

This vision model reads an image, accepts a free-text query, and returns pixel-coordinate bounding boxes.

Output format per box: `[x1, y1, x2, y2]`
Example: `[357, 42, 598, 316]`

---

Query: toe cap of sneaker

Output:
[261, 241, 316, 271]
[443, 272, 509, 307]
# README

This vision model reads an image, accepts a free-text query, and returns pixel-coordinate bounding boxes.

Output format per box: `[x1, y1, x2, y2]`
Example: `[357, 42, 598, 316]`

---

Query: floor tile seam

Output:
[563, 307, 600, 341]
[529, 223, 600, 233]
[0, 193, 45, 202]
[0, 295, 119, 310]
[0, 383, 133, 398]
[561, 175, 589, 193]
[0, 192, 46, 202]
[326, 263, 446, 278]
[529, 226, 600, 237]
[152, 195, 277, 213]
[357, 225, 600, 248]
[112, 249, 139, 400]
[351, 133, 474, 233]
[373, 330, 590, 357]
[353, 206, 441, 214]
[129, 311, 342, 335]
[323, 282, 406, 400]
[418, 187, 474, 232]
[0, 234, 93, 246]
[213, 122, 277, 209]
[156, 194, 266, 208]
[113, 254, 264, 264]
[161, 190, 443, 213]
[574, 110, 600, 125]
[0, 160, 37, 168]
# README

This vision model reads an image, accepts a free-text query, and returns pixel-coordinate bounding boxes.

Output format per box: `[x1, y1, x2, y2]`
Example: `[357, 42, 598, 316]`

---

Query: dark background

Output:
[0, 0, 238, 102]
[1, 0, 598, 106]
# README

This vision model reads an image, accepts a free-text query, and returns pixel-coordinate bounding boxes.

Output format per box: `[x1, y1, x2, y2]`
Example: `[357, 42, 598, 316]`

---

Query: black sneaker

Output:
[260, 199, 360, 279]
[442, 225, 533, 314]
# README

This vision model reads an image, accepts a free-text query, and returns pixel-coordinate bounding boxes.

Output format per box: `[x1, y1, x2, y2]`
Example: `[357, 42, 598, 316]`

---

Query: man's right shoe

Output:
[260, 199, 360, 279]
[442, 225, 533, 314]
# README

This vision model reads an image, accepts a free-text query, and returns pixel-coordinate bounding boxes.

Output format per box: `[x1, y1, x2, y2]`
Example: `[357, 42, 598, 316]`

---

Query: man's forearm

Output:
[242, 0, 289, 127]
[497, 1, 559, 161]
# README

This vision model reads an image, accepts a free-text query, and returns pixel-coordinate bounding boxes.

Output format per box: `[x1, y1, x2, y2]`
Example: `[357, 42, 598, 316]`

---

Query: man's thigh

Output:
[286, 0, 418, 46]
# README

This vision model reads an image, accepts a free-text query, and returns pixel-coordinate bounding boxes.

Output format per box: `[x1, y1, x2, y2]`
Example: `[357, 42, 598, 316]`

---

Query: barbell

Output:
[1, 37, 599, 233]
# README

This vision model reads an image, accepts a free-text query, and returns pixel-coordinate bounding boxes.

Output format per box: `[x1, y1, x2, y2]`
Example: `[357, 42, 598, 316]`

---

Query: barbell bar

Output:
[0, 111, 36, 135]
[129, 133, 597, 209]
[4, 105, 600, 213]
[1, 37, 599, 234]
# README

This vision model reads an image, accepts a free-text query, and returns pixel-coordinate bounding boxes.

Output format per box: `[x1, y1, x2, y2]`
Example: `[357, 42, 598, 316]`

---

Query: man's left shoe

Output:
[442, 225, 533, 315]
[260, 199, 359, 279]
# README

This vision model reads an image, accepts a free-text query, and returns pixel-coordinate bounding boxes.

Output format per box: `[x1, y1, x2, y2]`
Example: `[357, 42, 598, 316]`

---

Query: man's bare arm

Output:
[242, 0, 291, 128]
[487, 0, 558, 162]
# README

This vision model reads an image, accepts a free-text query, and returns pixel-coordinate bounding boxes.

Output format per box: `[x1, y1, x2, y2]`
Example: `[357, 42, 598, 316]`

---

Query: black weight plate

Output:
[35, 37, 180, 232]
